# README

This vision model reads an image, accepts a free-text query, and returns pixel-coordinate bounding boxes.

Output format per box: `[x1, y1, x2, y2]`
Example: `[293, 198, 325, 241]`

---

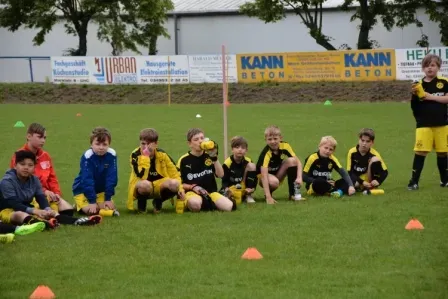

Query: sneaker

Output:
[331, 190, 342, 198]
[74, 215, 102, 226]
[43, 218, 60, 230]
[408, 180, 419, 190]
[113, 210, 120, 217]
[14, 222, 46, 236]
[440, 181, 448, 187]
[292, 182, 302, 201]
[0, 233, 15, 244]
[246, 195, 256, 204]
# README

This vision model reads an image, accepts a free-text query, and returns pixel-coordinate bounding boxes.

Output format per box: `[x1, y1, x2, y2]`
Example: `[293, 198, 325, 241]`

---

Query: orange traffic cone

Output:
[405, 219, 424, 230]
[29, 285, 55, 299]
[241, 247, 263, 260]
[76, 113, 82, 117]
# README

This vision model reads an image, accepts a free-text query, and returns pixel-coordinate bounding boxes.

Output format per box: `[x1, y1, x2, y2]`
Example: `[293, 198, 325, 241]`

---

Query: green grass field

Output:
[0, 103, 447, 299]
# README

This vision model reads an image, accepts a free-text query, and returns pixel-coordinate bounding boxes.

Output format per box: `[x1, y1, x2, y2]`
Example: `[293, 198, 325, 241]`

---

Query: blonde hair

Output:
[264, 125, 281, 137]
[319, 136, 337, 149]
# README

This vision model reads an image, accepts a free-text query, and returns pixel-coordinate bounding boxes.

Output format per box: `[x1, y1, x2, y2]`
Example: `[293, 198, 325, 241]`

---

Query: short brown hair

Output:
[140, 128, 158, 143]
[27, 123, 45, 136]
[358, 128, 375, 141]
[231, 136, 248, 149]
[264, 125, 281, 137]
[187, 128, 204, 142]
[90, 127, 111, 144]
[422, 54, 442, 69]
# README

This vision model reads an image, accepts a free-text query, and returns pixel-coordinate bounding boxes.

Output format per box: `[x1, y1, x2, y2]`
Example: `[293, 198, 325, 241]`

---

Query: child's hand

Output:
[266, 196, 277, 204]
[348, 186, 356, 195]
[87, 204, 98, 214]
[33, 209, 50, 219]
[245, 188, 254, 194]
[371, 180, 379, 187]
[295, 177, 302, 186]
[193, 185, 208, 195]
[362, 181, 372, 189]
[104, 201, 115, 210]
[328, 180, 335, 186]
[45, 190, 59, 202]
[178, 190, 185, 200]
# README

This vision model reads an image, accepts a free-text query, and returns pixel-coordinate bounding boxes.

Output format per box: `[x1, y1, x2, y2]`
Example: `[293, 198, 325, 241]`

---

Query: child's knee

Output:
[269, 176, 280, 189]
[369, 157, 380, 164]
[137, 180, 152, 195]
[216, 197, 233, 212]
[415, 151, 429, 156]
[285, 157, 297, 166]
[246, 162, 256, 171]
[166, 179, 180, 191]
[12, 211, 28, 223]
[187, 197, 202, 212]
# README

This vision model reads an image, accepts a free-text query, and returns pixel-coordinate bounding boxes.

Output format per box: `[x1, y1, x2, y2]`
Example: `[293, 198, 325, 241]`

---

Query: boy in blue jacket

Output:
[72, 127, 119, 217]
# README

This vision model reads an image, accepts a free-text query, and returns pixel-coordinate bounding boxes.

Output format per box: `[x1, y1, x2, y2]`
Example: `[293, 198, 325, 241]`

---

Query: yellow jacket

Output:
[127, 147, 182, 210]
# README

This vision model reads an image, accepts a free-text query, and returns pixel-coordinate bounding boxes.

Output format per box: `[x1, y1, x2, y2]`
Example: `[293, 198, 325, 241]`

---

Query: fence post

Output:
[28, 58, 34, 82]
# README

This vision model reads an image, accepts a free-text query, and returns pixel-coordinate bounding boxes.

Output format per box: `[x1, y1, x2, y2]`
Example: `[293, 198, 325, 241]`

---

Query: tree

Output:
[0, 0, 173, 56]
[239, 0, 419, 50]
[96, 0, 173, 56]
[240, 0, 337, 50]
[392, 0, 447, 47]
[340, 0, 396, 49]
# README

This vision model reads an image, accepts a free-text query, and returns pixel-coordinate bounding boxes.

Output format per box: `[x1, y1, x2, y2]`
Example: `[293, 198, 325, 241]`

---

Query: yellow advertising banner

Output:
[236, 49, 396, 83]
[236, 53, 288, 83]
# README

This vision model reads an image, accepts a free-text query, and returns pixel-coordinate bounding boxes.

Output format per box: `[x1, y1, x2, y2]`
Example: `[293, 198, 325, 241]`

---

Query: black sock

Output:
[55, 214, 77, 225]
[23, 215, 41, 225]
[137, 198, 148, 211]
[0, 223, 16, 234]
[59, 209, 74, 217]
[437, 155, 448, 183]
[245, 171, 258, 189]
[411, 154, 426, 183]
[287, 166, 298, 196]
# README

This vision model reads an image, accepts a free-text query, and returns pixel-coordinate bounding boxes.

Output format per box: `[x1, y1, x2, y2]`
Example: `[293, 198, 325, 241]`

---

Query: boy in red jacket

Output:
[10, 123, 88, 219]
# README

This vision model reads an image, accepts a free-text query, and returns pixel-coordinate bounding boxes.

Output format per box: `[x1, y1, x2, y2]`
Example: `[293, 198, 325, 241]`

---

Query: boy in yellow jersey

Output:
[303, 136, 355, 197]
[347, 128, 388, 192]
[256, 125, 303, 204]
[72, 127, 119, 217]
[408, 54, 448, 190]
[177, 128, 234, 212]
[220, 136, 258, 204]
[127, 128, 185, 213]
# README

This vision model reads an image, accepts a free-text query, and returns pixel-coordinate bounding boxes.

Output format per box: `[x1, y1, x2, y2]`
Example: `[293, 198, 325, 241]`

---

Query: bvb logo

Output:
[437, 82, 444, 89]
[205, 158, 213, 166]
[416, 140, 423, 148]
[328, 162, 333, 170]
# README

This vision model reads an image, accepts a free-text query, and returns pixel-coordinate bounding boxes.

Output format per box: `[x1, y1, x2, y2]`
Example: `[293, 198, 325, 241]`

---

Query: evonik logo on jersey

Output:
[313, 170, 331, 179]
[187, 169, 213, 180]
[93, 57, 138, 84]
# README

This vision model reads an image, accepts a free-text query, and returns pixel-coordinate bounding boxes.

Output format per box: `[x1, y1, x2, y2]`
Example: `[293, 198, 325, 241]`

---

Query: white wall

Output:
[0, 8, 441, 82]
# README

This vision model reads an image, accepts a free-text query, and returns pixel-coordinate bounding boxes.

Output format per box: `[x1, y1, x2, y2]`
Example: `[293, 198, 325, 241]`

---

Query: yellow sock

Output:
[99, 209, 114, 217]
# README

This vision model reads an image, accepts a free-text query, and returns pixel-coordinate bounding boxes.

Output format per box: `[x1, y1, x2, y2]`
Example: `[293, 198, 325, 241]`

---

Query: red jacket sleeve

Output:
[47, 158, 62, 195]
[9, 154, 16, 169]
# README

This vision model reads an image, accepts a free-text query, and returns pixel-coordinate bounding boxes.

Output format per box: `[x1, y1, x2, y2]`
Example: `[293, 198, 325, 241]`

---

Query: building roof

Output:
[170, 0, 346, 14]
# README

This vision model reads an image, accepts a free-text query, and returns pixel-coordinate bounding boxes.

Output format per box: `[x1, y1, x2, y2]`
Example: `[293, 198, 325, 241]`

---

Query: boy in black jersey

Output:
[347, 128, 388, 191]
[256, 125, 303, 204]
[303, 136, 355, 197]
[220, 136, 258, 204]
[408, 54, 448, 190]
[176, 128, 234, 212]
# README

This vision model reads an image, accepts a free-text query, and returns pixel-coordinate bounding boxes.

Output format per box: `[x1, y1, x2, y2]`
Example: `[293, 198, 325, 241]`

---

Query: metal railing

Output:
[0, 56, 50, 82]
